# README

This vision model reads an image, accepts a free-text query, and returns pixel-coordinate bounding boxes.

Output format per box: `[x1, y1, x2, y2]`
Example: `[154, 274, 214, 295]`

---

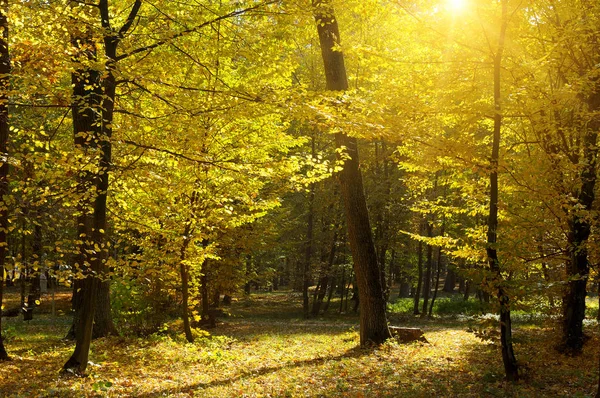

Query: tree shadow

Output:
[136, 345, 373, 398]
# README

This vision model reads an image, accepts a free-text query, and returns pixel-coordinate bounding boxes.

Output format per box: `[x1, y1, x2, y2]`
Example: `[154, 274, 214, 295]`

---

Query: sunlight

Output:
[446, 0, 467, 13]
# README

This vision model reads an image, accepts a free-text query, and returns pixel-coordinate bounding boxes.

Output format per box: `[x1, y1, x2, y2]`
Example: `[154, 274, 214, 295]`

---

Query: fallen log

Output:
[0, 307, 21, 318]
[389, 326, 428, 344]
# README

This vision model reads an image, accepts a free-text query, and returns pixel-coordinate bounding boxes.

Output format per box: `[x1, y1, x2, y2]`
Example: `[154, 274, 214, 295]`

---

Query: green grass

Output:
[388, 296, 487, 317]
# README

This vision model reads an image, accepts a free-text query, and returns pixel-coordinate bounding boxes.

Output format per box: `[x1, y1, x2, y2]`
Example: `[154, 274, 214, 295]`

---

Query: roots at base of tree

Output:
[557, 333, 591, 355]
[61, 360, 89, 377]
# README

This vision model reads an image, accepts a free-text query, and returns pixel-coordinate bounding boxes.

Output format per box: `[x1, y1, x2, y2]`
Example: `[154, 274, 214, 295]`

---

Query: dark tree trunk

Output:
[212, 289, 220, 308]
[413, 240, 423, 315]
[463, 281, 470, 301]
[303, 137, 316, 319]
[0, 0, 9, 361]
[428, 247, 443, 318]
[443, 268, 457, 293]
[313, 0, 390, 345]
[322, 274, 336, 313]
[338, 267, 345, 314]
[428, 221, 445, 318]
[200, 271, 215, 329]
[24, 223, 42, 321]
[421, 222, 433, 318]
[63, 0, 142, 374]
[487, 0, 518, 381]
[66, 15, 102, 340]
[562, 84, 599, 353]
[179, 224, 194, 343]
[312, 229, 337, 316]
[92, 281, 117, 338]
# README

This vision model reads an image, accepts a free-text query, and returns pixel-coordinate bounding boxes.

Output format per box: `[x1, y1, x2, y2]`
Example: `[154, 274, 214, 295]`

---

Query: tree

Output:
[486, 0, 518, 381]
[63, 0, 143, 374]
[0, 0, 9, 362]
[312, 0, 390, 345]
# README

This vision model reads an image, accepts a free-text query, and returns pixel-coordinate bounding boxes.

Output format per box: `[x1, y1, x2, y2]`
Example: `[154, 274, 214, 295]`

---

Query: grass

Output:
[0, 290, 599, 397]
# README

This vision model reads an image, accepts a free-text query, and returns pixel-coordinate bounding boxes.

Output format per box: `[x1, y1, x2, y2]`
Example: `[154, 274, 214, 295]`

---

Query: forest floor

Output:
[0, 289, 599, 397]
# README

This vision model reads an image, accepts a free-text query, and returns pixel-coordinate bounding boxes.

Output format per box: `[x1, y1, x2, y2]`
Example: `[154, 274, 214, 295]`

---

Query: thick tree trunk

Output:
[562, 84, 599, 352]
[92, 281, 117, 338]
[312, 0, 390, 345]
[0, 0, 10, 361]
[443, 267, 457, 293]
[487, 0, 518, 381]
[63, 0, 141, 374]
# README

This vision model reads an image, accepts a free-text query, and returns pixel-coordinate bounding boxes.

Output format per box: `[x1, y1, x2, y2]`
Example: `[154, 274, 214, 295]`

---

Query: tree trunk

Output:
[92, 281, 117, 338]
[200, 271, 215, 329]
[0, 0, 9, 360]
[421, 222, 433, 318]
[487, 0, 518, 381]
[562, 83, 599, 353]
[179, 224, 194, 343]
[413, 240, 423, 315]
[63, 0, 141, 374]
[428, 247, 443, 318]
[443, 267, 457, 293]
[428, 220, 445, 318]
[312, 229, 337, 316]
[24, 223, 42, 321]
[338, 267, 345, 314]
[312, 0, 390, 345]
[303, 137, 316, 319]
[322, 273, 336, 313]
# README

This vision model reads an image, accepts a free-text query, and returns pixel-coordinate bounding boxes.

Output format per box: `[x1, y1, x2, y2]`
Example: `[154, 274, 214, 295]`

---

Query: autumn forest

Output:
[0, 0, 600, 396]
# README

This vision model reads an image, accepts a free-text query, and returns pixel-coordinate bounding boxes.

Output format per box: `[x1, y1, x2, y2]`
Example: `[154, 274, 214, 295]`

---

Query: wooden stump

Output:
[389, 326, 428, 344]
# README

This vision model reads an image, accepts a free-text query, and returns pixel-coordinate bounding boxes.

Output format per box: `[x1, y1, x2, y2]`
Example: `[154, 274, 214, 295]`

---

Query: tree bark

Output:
[312, 229, 337, 316]
[428, 219, 445, 318]
[421, 222, 433, 318]
[428, 247, 443, 318]
[413, 239, 423, 315]
[303, 137, 316, 319]
[312, 0, 390, 345]
[487, 0, 518, 381]
[63, 0, 141, 374]
[443, 267, 457, 293]
[562, 81, 599, 353]
[0, 0, 9, 361]
[179, 224, 194, 343]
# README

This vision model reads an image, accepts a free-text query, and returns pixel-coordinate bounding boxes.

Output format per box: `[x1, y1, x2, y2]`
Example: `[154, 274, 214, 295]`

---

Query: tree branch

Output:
[120, 139, 238, 171]
[115, 1, 275, 61]
[119, 0, 142, 38]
